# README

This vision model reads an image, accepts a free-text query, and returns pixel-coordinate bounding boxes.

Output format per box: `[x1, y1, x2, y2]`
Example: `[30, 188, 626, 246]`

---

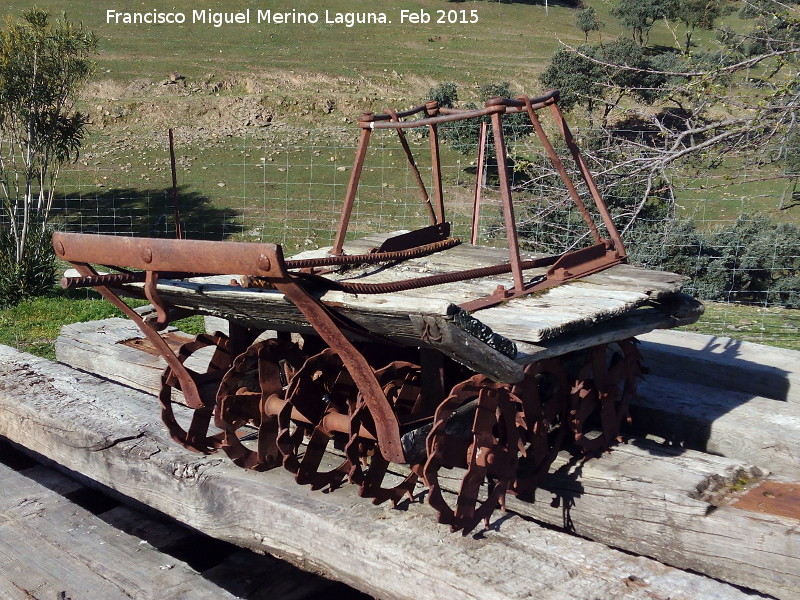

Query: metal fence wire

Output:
[7, 122, 799, 343]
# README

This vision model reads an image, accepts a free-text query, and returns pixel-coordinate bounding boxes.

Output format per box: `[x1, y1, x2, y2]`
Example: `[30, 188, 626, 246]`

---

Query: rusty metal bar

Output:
[331, 125, 372, 256]
[365, 103, 429, 122]
[60, 272, 146, 289]
[366, 105, 504, 130]
[168, 128, 183, 240]
[66, 261, 209, 412]
[262, 394, 377, 441]
[426, 101, 446, 225]
[54, 232, 282, 276]
[387, 107, 436, 225]
[294, 255, 558, 295]
[549, 102, 626, 258]
[471, 121, 489, 245]
[271, 278, 405, 464]
[520, 97, 602, 245]
[490, 111, 525, 293]
[363, 90, 559, 128]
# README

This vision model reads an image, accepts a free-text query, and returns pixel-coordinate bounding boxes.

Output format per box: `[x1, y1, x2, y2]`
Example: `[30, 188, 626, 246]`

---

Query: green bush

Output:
[0, 222, 57, 308]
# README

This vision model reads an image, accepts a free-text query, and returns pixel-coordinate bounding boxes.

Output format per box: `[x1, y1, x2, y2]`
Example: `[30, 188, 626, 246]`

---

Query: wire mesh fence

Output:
[17, 120, 800, 347]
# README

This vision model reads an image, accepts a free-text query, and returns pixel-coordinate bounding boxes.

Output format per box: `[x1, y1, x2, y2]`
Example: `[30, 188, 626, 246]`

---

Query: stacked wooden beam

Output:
[0, 322, 797, 599]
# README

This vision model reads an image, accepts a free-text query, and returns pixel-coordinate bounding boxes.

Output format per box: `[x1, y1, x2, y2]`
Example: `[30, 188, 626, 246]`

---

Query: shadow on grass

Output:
[51, 185, 242, 240]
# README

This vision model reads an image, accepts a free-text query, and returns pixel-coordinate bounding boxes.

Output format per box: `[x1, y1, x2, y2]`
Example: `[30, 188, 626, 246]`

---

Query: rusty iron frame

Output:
[55, 89, 630, 485]
[53, 232, 405, 464]
[329, 89, 626, 311]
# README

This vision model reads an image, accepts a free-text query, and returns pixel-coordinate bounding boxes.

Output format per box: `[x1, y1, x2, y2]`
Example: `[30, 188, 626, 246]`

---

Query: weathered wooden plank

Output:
[0, 346, 765, 600]
[632, 374, 800, 480]
[639, 329, 800, 403]
[65, 312, 795, 483]
[499, 445, 798, 600]
[56, 318, 193, 395]
[53, 318, 800, 598]
[0, 459, 239, 600]
[514, 297, 702, 362]
[409, 314, 524, 382]
[109, 238, 691, 350]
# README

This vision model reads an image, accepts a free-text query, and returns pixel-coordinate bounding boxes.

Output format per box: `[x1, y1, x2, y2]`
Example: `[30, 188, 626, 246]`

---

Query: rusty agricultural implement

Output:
[54, 90, 703, 533]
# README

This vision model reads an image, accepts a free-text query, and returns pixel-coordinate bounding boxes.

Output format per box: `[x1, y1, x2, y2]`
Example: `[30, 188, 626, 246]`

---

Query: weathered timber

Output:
[56, 318, 193, 395]
[632, 374, 800, 480]
[52, 320, 800, 598]
[0, 460, 239, 600]
[513, 296, 702, 362]
[499, 444, 798, 600]
[106, 232, 690, 352]
[638, 329, 800, 404]
[0, 346, 766, 600]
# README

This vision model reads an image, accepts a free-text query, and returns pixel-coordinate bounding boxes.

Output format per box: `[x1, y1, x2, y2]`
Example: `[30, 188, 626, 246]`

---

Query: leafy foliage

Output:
[0, 221, 56, 307]
[576, 7, 602, 42]
[541, 39, 669, 125]
[425, 81, 531, 155]
[0, 9, 96, 305]
[628, 214, 800, 307]
[611, 0, 674, 46]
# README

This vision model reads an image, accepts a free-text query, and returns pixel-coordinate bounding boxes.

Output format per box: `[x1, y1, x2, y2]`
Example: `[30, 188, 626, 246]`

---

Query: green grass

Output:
[3, 1, 798, 356]
[0, 288, 204, 360]
[4, 0, 584, 85]
[680, 301, 800, 351]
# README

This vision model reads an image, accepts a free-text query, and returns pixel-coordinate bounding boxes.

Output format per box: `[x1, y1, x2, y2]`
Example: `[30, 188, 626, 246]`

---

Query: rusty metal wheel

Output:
[345, 361, 422, 506]
[276, 348, 355, 491]
[215, 338, 305, 470]
[158, 332, 233, 453]
[510, 358, 570, 499]
[569, 338, 642, 455]
[423, 375, 522, 534]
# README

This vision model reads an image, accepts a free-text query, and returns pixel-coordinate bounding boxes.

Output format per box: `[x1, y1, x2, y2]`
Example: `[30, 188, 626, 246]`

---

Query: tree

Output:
[611, 0, 675, 46]
[0, 9, 96, 304]
[541, 39, 663, 126]
[576, 7, 602, 42]
[533, 1, 800, 307]
[666, 0, 731, 53]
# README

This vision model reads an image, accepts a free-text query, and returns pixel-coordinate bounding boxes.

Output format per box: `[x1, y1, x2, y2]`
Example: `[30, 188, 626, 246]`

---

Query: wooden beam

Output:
[58, 316, 799, 481]
[0, 460, 239, 600]
[0, 345, 764, 600]
[639, 329, 800, 403]
[632, 374, 800, 480]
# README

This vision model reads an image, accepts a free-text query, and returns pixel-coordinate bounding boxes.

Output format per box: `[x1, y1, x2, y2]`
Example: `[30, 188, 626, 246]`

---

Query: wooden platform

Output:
[0, 453, 241, 600]
[0, 442, 367, 600]
[112, 233, 700, 382]
[0, 344, 784, 600]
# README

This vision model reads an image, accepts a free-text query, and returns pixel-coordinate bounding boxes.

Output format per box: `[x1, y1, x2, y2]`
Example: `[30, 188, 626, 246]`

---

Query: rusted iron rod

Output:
[54, 232, 284, 276]
[60, 272, 146, 289]
[168, 128, 183, 240]
[520, 96, 602, 245]
[331, 127, 372, 255]
[60, 271, 200, 290]
[261, 394, 377, 441]
[549, 102, 627, 257]
[385, 107, 437, 224]
[490, 110, 525, 293]
[471, 121, 488, 245]
[292, 255, 558, 295]
[285, 237, 459, 270]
